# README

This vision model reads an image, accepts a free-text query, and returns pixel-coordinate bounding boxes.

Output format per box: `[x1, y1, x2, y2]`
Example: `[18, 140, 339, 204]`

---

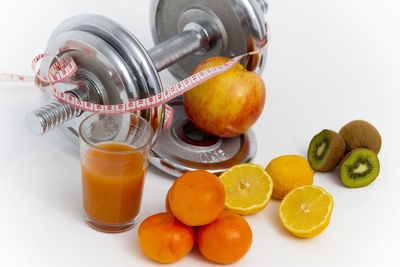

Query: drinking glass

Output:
[79, 113, 153, 233]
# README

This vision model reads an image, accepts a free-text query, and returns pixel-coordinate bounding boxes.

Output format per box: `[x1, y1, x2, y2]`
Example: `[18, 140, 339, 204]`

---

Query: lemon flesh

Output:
[219, 163, 273, 215]
[279, 185, 334, 238]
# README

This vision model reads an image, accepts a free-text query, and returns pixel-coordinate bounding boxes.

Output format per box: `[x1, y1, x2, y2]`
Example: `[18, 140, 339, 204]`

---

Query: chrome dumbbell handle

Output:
[149, 30, 205, 71]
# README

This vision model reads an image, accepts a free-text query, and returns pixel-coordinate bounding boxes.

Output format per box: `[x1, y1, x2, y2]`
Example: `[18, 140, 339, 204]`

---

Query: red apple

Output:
[183, 57, 266, 137]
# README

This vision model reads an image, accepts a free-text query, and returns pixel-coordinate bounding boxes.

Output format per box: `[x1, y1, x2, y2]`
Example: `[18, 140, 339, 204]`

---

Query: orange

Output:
[197, 211, 252, 264]
[168, 170, 225, 226]
[137, 212, 195, 263]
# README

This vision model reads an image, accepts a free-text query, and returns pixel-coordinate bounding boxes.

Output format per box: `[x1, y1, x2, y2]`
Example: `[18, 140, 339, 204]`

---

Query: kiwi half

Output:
[307, 129, 346, 171]
[339, 148, 380, 188]
[339, 120, 382, 154]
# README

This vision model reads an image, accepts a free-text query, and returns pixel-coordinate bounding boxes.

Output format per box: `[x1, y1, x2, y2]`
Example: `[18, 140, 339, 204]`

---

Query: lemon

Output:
[279, 185, 334, 238]
[219, 163, 273, 215]
[265, 155, 314, 199]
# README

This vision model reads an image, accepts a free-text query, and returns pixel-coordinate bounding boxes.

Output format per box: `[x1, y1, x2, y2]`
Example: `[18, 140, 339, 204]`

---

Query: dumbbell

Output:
[26, 0, 269, 176]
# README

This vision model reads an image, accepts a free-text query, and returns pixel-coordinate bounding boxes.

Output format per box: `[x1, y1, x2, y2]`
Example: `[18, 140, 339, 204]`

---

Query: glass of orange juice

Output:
[79, 113, 154, 233]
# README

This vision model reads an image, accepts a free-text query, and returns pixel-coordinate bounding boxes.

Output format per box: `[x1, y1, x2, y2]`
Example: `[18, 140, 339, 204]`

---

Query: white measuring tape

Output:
[1, 34, 269, 129]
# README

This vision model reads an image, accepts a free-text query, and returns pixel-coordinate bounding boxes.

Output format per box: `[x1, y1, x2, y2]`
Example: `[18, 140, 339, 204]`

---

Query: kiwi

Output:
[339, 120, 382, 154]
[339, 148, 380, 188]
[307, 129, 346, 171]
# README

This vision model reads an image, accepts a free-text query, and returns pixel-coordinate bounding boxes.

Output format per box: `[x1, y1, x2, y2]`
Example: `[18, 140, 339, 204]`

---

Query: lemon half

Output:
[279, 185, 334, 238]
[219, 163, 273, 215]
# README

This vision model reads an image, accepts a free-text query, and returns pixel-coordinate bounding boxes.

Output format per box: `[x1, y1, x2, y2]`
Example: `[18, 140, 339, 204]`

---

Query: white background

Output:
[1, 0, 400, 266]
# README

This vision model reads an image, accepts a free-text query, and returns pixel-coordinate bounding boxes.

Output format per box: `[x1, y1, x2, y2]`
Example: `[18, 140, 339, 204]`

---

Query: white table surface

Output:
[1, 1, 400, 266]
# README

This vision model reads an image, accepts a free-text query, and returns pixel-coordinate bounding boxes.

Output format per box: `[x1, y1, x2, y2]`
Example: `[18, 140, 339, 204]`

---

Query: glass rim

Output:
[79, 112, 154, 154]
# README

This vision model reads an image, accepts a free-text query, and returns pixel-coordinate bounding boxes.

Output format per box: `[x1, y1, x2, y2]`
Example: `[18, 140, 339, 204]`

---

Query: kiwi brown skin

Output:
[339, 120, 382, 154]
[308, 130, 346, 172]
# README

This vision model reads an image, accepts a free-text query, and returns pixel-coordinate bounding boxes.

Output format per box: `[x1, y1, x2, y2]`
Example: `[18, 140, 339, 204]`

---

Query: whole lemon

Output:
[265, 155, 314, 199]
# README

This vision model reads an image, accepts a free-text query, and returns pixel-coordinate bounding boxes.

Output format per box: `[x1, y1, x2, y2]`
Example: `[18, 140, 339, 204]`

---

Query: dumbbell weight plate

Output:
[40, 30, 139, 143]
[43, 14, 164, 146]
[150, 99, 257, 177]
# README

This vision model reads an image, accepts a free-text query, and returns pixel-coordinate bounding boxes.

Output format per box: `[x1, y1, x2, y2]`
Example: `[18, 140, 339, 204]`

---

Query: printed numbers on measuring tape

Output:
[1, 42, 268, 130]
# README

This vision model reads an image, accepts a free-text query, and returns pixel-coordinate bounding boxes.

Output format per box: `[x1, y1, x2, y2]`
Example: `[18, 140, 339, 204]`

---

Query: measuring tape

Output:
[1, 45, 267, 129]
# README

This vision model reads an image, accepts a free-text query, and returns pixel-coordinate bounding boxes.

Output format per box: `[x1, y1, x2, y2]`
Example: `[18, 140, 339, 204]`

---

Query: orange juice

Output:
[81, 142, 147, 225]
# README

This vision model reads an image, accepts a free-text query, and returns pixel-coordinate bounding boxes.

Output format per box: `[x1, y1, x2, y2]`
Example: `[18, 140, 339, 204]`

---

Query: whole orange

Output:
[137, 212, 195, 263]
[197, 211, 252, 264]
[168, 170, 225, 226]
